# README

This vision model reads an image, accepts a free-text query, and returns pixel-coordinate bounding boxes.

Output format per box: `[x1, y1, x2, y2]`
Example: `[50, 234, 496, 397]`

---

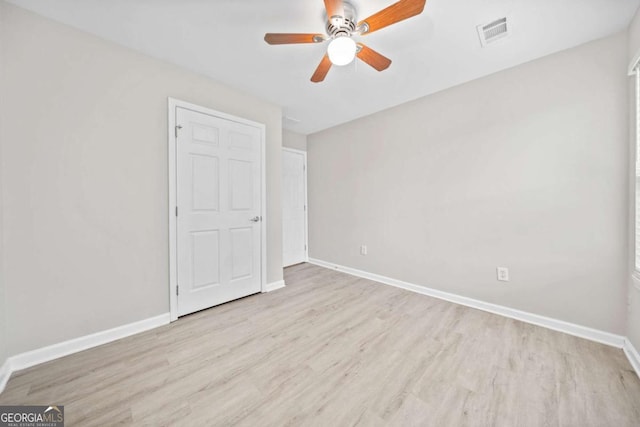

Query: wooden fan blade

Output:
[358, 0, 426, 34]
[324, 0, 344, 18]
[311, 54, 332, 83]
[264, 33, 324, 45]
[356, 43, 392, 71]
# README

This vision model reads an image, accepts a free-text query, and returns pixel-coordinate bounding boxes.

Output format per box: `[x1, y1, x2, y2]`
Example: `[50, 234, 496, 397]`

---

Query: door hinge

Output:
[175, 206, 178, 216]
[304, 205, 307, 211]
[303, 164, 306, 171]
[175, 125, 182, 138]
[305, 244, 307, 251]
[176, 285, 179, 296]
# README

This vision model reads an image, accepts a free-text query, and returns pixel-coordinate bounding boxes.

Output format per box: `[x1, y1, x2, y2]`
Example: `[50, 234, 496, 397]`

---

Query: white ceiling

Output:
[7, 0, 640, 134]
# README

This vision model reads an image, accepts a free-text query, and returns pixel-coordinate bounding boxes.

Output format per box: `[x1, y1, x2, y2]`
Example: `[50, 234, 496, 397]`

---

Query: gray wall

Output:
[283, 130, 307, 151]
[628, 8, 640, 350]
[0, 2, 283, 356]
[308, 33, 629, 334]
[0, 2, 7, 368]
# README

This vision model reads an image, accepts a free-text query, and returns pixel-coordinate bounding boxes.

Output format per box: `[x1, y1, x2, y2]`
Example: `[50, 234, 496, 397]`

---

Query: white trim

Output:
[263, 280, 286, 293]
[629, 49, 640, 76]
[0, 359, 10, 394]
[282, 148, 306, 154]
[0, 313, 170, 394]
[168, 99, 178, 322]
[308, 258, 625, 348]
[282, 147, 309, 265]
[635, 70, 640, 275]
[9, 314, 170, 372]
[624, 338, 640, 378]
[167, 98, 267, 321]
[260, 120, 268, 296]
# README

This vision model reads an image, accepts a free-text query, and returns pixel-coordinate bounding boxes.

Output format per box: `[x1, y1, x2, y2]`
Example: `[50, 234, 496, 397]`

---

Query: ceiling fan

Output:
[264, 0, 427, 83]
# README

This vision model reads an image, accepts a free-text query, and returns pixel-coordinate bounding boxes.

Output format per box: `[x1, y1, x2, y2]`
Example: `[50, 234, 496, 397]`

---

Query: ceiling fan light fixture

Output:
[263, 0, 428, 82]
[327, 36, 356, 66]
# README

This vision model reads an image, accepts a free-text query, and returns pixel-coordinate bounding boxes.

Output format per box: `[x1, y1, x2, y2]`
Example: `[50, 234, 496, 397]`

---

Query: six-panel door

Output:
[176, 107, 262, 316]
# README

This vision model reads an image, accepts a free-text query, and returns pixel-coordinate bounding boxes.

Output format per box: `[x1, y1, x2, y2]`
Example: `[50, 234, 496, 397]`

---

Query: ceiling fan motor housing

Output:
[326, 1, 357, 38]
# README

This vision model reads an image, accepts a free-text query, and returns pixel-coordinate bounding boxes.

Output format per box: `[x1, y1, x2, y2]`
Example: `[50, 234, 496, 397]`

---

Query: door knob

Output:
[250, 216, 260, 222]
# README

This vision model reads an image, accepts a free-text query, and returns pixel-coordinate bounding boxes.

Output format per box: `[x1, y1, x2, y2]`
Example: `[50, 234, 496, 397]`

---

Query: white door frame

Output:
[282, 147, 309, 264]
[168, 98, 267, 322]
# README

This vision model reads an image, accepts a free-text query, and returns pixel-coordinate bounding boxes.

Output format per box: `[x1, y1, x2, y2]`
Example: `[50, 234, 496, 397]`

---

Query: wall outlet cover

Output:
[497, 267, 509, 282]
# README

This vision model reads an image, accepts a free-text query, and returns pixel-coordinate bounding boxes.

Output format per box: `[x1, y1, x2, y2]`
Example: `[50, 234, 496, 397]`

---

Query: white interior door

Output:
[176, 106, 262, 316]
[282, 148, 307, 267]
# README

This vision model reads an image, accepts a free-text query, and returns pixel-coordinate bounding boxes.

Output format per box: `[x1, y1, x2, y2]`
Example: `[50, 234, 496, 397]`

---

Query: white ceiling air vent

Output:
[283, 116, 301, 125]
[477, 17, 509, 47]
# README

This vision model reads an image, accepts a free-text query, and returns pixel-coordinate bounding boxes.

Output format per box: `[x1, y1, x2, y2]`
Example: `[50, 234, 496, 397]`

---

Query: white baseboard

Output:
[264, 280, 286, 292]
[0, 358, 10, 395]
[308, 258, 625, 348]
[624, 339, 640, 378]
[0, 313, 170, 394]
[1, 265, 637, 396]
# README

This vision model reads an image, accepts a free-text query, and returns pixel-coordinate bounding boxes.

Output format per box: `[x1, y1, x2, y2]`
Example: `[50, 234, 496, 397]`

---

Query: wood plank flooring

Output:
[1, 262, 639, 426]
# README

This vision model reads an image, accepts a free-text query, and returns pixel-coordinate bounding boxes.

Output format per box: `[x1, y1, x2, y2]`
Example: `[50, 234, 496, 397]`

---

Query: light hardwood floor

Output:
[1, 263, 640, 426]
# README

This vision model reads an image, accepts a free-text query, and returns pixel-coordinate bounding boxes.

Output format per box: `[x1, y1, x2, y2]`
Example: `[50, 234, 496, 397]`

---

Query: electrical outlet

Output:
[497, 267, 509, 282]
[360, 245, 367, 255]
